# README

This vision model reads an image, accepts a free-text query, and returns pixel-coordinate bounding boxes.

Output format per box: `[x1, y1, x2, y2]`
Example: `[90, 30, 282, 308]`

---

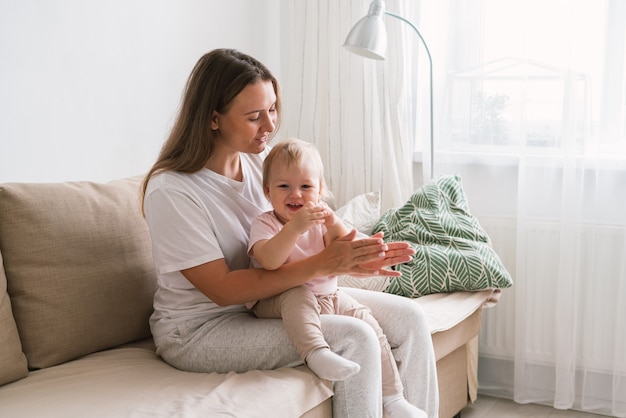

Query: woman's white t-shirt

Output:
[144, 150, 271, 339]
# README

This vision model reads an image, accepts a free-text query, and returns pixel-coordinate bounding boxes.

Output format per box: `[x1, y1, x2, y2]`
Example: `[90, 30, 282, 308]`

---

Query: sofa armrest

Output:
[414, 289, 500, 418]
[414, 289, 500, 335]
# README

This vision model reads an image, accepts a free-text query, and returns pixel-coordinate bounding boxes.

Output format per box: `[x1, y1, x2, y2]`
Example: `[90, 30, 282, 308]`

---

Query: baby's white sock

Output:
[383, 393, 428, 418]
[305, 348, 360, 381]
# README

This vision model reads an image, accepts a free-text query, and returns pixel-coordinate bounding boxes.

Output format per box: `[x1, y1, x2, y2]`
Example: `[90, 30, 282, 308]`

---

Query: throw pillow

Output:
[0, 177, 157, 369]
[334, 190, 381, 235]
[373, 175, 513, 297]
[335, 191, 390, 291]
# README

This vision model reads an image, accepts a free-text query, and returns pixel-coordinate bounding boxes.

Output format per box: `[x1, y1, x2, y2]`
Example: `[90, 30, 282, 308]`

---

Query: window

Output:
[429, 0, 626, 157]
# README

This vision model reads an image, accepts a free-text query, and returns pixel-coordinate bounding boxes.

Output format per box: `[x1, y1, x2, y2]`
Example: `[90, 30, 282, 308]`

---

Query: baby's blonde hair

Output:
[262, 138, 330, 201]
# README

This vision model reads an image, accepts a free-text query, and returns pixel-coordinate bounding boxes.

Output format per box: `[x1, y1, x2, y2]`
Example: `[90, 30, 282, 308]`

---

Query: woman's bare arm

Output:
[182, 230, 414, 306]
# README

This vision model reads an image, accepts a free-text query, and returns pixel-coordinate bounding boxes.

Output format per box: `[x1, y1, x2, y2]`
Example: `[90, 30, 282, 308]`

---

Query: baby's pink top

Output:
[247, 211, 337, 307]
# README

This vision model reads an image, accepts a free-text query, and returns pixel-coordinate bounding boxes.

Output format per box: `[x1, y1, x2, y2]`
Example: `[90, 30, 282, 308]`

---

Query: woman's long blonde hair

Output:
[140, 49, 282, 215]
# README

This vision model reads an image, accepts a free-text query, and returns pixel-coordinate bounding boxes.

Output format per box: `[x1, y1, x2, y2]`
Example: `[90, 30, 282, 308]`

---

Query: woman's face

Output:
[211, 80, 277, 155]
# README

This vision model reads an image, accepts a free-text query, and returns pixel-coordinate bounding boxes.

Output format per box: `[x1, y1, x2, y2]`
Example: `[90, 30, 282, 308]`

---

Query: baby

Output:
[247, 138, 426, 418]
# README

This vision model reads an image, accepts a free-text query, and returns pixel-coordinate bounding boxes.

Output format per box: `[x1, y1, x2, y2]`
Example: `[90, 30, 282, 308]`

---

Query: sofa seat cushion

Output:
[0, 177, 157, 369]
[0, 345, 333, 418]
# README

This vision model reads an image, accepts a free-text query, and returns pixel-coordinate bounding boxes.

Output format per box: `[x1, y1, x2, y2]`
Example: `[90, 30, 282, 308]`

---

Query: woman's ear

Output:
[211, 111, 219, 131]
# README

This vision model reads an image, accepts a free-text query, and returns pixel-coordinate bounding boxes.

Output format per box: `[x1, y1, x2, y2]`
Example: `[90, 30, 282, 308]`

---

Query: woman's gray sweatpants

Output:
[154, 287, 440, 418]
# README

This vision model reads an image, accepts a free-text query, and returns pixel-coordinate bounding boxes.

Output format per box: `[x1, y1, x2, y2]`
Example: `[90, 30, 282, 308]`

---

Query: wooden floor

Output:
[461, 395, 607, 418]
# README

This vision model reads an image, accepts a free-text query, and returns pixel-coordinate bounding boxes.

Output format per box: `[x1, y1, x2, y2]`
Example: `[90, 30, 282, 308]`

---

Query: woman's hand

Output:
[318, 230, 415, 277]
[356, 231, 414, 276]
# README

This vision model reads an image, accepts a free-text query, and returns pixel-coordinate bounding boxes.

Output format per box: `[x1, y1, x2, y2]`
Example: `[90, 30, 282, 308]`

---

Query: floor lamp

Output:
[343, 0, 434, 180]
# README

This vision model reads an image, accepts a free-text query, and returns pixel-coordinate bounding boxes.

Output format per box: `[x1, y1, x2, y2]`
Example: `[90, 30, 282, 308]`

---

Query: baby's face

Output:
[265, 159, 322, 223]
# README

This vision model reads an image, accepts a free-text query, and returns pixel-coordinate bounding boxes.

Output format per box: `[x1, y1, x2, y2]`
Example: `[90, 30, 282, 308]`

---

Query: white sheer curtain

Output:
[278, 0, 419, 211]
[280, 1, 626, 415]
[429, 1, 626, 416]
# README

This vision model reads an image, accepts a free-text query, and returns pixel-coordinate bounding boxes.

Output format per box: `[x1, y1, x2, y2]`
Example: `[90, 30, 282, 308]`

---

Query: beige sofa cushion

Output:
[0, 345, 332, 418]
[0, 177, 156, 369]
[0, 250, 28, 385]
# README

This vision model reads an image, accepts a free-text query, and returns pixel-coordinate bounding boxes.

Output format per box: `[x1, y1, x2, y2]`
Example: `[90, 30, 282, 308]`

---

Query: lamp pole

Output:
[385, 12, 434, 180]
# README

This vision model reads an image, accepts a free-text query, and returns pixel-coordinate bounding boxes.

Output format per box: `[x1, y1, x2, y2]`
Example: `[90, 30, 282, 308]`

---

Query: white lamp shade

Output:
[343, 5, 387, 60]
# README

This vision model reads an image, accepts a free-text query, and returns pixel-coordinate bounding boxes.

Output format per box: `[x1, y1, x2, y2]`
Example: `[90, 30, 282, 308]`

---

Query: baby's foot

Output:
[383, 394, 428, 418]
[305, 348, 360, 381]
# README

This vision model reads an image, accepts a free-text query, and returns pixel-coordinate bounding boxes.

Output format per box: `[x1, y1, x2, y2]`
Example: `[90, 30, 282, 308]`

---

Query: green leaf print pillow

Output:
[373, 175, 513, 298]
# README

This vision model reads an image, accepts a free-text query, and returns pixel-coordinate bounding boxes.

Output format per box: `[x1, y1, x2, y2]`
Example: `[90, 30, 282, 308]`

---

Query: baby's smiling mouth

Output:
[287, 203, 303, 211]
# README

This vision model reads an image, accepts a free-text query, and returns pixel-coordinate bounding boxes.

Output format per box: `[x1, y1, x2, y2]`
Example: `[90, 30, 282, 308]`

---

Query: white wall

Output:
[0, 0, 281, 183]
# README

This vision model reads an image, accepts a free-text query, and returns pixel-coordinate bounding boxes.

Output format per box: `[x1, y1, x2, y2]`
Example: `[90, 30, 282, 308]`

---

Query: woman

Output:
[141, 48, 439, 418]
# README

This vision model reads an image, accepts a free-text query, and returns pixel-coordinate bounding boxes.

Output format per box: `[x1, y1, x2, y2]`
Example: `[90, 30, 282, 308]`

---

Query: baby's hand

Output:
[290, 201, 327, 233]
[318, 202, 337, 227]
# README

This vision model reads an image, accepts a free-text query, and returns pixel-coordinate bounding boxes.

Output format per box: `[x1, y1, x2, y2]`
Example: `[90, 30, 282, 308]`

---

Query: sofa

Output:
[0, 176, 500, 418]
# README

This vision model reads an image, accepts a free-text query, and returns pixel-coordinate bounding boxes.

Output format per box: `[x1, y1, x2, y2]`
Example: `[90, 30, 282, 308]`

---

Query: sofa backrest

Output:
[0, 249, 28, 385]
[0, 176, 157, 372]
